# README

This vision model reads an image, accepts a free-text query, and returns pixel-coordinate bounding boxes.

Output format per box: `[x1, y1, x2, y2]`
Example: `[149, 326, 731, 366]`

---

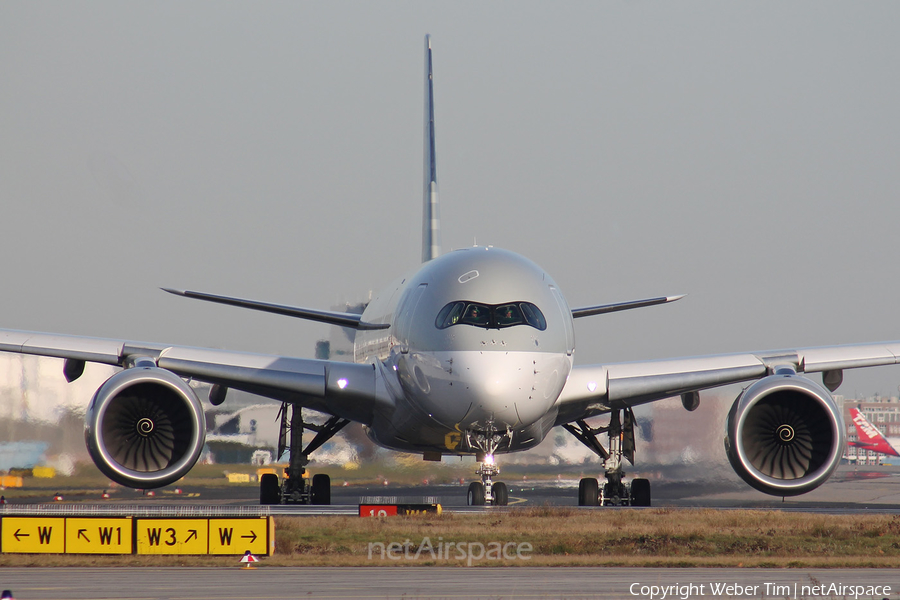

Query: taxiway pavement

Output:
[0, 567, 897, 599]
[15, 464, 899, 512]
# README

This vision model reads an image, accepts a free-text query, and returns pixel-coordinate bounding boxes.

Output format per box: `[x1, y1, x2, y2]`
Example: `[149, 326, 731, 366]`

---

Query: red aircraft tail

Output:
[848, 408, 900, 457]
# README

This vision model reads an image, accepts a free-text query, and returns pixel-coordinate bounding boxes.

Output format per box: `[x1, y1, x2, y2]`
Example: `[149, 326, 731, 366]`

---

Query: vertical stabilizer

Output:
[849, 408, 900, 457]
[422, 34, 441, 263]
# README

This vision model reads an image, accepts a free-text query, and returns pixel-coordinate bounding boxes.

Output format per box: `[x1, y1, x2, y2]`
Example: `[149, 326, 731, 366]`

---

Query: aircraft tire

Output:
[630, 478, 651, 507]
[467, 481, 486, 506]
[578, 477, 599, 506]
[260, 473, 281, 505]
[311, 473, 331, 505]
[492, 482, 508, 506]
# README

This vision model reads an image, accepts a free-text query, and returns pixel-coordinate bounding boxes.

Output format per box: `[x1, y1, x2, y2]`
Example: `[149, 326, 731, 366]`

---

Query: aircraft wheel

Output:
[630, 478, 651, 507]
[467, 481, 486, 506]
[260, 473, 281, 505]
[311, 473, 331, 505]
[492, 482, 508, 506]
[578, 477, 599, 506]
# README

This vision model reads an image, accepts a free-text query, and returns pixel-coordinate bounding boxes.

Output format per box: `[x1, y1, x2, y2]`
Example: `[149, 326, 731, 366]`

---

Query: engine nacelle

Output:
[85, 367, 206, 489]
[725, 372, 844, 497]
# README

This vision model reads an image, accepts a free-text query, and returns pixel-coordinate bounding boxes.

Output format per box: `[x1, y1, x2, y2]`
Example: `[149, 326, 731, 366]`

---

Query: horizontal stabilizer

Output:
[571, 295, 685, 319]
[162, 289, 390, 331]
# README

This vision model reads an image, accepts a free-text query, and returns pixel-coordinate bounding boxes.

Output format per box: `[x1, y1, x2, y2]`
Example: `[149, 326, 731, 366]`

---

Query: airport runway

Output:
[0, 567, 897, 599]
[15, 464, 900, 513]
[5, 466, 900, 514]
[339, 464, 900, 511]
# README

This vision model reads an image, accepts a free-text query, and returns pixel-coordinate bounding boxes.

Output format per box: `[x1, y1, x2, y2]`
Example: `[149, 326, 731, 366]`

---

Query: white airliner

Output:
[3, 36, 900, 507]
[847, 408, 900, 459]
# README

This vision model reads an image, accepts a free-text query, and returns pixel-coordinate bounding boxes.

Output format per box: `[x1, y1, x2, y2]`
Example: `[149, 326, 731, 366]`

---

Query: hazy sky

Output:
[2, 2, 900, 400]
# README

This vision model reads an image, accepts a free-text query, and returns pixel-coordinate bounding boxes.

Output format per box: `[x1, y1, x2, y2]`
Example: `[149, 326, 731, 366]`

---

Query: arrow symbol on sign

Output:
[186, 530, 198, 543]
[13, 529, 29, 541]
[241, 531, 258, 543]
[78, 529, 90, 543]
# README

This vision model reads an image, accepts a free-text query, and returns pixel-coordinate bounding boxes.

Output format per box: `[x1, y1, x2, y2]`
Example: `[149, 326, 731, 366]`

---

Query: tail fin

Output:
[422, 34, 441, 263]
[849, 408, 900, 457]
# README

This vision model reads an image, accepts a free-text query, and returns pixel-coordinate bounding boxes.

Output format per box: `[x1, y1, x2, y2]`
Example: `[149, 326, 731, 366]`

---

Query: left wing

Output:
[555, 341, 900, 424]
[555, 341, 900, 497]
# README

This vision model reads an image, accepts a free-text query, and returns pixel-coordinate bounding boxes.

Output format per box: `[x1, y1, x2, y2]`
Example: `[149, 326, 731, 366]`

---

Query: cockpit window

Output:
[435, 301, 547, 331]
[519, 302, 547, 330]
[496, 304, 524, 327]
[462, 303, 490, 326]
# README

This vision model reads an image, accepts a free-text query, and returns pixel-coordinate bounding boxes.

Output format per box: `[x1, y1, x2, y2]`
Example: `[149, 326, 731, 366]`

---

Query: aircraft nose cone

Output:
[463, 360, 527, 425]
[414, 351, 569, 430]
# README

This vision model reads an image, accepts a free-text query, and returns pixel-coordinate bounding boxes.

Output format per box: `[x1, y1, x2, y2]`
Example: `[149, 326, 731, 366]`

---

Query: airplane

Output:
[847, 407, 900, 459]
[3, 35, 900, 507]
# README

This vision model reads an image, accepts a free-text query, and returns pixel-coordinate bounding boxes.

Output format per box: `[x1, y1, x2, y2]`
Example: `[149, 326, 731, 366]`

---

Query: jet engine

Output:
[725, 371, 844, 497]
[85, 367, 206, 489]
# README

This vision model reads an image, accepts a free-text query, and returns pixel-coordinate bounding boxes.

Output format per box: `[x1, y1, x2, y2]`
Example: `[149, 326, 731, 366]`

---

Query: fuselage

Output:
[354, 246, 574, 455]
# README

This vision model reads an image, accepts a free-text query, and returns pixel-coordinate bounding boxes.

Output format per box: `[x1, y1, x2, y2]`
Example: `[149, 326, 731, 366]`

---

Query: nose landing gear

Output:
[468, 455, 509, 506]
[466, 425, 511, 506]
[563, 408, 651, 507]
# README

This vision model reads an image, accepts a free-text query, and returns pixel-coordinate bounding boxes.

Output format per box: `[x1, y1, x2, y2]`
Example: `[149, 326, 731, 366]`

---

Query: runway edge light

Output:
[240, 550, 259, 569]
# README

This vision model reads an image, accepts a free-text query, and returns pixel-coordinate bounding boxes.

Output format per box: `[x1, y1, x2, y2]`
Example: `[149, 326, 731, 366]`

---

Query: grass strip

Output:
[2, 508, 900, 567]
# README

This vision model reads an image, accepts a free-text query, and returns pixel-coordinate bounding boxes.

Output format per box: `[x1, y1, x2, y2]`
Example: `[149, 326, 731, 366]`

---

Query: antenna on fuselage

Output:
[422, 34, 441, 263]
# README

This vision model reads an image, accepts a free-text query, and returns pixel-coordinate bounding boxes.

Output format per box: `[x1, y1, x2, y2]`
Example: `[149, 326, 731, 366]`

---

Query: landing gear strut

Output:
[259, 403, 349, 505]
[563, 408, 651, 507]
[466, 424, 510, 506]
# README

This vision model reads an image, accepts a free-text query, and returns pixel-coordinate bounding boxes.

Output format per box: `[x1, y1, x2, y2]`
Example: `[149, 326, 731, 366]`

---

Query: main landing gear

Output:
[563, 408, 651, 507]
[260, 403, 349, 505]
[466, 424, 510, 506]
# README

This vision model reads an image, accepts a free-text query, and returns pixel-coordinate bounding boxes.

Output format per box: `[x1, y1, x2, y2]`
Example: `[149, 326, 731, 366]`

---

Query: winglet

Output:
[422, 34, 441, 263]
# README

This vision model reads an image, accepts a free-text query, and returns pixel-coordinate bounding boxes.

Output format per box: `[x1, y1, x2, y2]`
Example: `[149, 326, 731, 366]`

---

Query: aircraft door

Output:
[396, 283, 428, 349]
[549, 285, 575, 355]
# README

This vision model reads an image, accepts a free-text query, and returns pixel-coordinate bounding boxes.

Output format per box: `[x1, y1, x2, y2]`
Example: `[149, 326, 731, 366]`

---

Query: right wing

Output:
[0, 328, 393, 425]
[0, 326, 396, 489]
